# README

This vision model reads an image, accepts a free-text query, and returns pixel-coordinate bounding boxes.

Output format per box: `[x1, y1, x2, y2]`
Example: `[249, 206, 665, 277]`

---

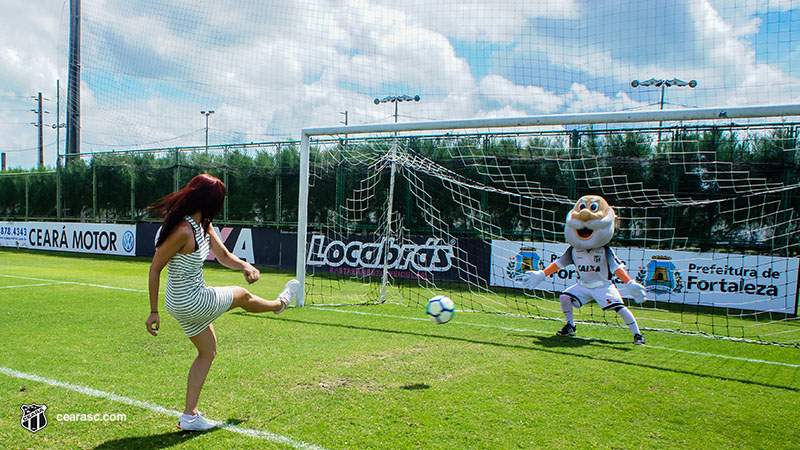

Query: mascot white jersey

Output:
[524, 195, 647, 345]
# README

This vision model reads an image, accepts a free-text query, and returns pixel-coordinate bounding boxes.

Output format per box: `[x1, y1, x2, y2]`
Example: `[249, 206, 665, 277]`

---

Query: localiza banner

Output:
[492, 240, 800, 314]
[0, 221, 136, 257]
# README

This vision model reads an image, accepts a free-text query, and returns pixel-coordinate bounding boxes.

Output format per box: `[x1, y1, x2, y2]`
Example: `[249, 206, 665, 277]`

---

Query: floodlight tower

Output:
[631, 78, 698, 111]
[200, 110, 215, 151]
[373, 94, 421, 122]
[631, 78, 697, 140]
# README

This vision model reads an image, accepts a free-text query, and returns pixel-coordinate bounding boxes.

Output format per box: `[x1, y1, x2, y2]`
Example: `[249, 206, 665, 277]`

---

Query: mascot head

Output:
[564, 195, 616, 250]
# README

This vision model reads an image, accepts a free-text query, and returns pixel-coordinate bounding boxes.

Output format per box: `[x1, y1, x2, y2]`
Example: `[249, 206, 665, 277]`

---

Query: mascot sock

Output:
[616, 306, 641, 335]
[559, 295, 575, 325]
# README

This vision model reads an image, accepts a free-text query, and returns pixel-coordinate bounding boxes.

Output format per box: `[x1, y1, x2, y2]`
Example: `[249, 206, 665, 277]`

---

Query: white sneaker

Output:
[178, 413, 216, 431]
[275, 279, 301, 314]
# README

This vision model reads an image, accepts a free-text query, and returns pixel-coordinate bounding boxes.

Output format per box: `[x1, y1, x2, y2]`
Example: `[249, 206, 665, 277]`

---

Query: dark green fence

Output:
[1, 124, 798, 253]
[0, 142, 299, 227]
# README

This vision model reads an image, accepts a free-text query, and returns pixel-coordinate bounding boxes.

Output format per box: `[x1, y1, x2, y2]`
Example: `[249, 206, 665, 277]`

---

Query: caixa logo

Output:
[306, 234, 454, 272]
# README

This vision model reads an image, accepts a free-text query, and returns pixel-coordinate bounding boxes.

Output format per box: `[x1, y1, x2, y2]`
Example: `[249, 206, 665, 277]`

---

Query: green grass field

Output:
[1, 248, 799, 450]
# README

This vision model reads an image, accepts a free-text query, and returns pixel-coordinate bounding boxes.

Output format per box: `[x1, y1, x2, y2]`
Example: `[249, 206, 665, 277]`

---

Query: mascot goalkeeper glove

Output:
[618, 280, 646, 304]
[522, 270, 546, 289]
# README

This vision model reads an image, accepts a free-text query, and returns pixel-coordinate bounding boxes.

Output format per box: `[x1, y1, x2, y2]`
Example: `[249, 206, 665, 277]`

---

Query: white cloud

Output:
[688, 0, 800, 106]
[479, 74, 564, 113]
[563, 83, 644, 112]
[379, 0, 580, 43]
[0, 1, 65, 168]
[2, 0, 800, 169]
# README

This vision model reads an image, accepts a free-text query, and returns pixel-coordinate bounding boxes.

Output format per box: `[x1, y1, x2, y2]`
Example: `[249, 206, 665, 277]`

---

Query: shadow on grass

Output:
[236, 312, 800, 393]
[400, 382, 430, 390]
[93, 419, 243, 450]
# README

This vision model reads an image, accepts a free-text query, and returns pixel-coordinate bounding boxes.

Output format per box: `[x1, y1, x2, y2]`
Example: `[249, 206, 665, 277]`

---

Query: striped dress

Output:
[160, 216, 234, 337]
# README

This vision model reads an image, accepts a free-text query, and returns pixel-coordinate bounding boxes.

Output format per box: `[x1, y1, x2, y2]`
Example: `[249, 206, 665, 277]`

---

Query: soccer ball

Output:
[426, 295, 455, 324]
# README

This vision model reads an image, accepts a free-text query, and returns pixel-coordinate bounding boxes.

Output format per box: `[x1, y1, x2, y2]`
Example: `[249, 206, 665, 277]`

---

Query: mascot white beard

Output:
[564, 196, 616, 250]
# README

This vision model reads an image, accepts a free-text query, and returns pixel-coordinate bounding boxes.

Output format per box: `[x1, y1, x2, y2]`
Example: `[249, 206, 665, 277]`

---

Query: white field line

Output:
[0, 274, 147, 293]
[308, 307, 800, 369]
[0, 366, 333, 450]
[0, 282, 59, 289]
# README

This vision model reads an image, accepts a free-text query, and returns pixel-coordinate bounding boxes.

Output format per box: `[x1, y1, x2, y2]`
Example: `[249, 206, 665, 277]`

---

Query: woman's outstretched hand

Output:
[243, 263, 260, 284]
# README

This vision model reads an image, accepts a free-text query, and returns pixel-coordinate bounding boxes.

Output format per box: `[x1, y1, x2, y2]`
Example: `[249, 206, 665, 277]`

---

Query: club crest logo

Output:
[636, 255, 683, 293]
[506, 246, 543, 280]
[20, 403, 48, 433]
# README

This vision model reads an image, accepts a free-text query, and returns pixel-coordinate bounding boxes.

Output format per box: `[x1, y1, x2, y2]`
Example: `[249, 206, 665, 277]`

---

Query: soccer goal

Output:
[296, 105, 800, 345]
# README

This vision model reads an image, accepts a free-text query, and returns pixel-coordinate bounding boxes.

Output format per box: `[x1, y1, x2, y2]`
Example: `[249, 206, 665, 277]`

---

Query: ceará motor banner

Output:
[0, 221, 136, 257]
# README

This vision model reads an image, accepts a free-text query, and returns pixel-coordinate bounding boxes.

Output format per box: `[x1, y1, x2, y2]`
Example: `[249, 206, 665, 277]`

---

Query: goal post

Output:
[295, 105, 800, 345]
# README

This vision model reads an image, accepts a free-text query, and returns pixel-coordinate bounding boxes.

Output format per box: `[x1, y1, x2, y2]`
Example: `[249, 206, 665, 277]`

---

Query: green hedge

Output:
[0, 128, 797, 251]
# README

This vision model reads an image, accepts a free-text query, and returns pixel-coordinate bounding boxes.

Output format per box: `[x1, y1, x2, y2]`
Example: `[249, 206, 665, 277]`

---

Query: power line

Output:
[82, 129, 205, 147]
[0, 141, 58, 153]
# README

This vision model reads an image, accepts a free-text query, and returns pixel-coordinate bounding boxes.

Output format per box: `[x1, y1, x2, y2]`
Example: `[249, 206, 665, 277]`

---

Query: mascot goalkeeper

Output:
[524, 195, 647, 345]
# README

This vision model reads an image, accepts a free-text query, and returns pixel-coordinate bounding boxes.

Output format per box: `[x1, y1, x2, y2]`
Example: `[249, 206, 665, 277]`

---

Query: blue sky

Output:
[2, 0, 800, 169]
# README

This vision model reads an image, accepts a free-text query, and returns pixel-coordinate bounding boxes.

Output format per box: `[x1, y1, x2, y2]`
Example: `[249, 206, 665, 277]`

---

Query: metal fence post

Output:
[130, 166, 136, 221]
[275, 146, 282, 226]
[92, 163, 97, 220]
[223, 146, 228, 223]
[568, 130, 580, 200]
[56, 157, 62, 220]
[25, 174, 29, 220]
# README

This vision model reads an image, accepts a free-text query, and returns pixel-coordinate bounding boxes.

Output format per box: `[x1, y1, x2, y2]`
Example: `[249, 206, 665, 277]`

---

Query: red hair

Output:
[148, 174, 226, 247]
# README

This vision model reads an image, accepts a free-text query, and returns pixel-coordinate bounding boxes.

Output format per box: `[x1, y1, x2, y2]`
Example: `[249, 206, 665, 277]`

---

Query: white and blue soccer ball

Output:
[426, 295, 455, 324]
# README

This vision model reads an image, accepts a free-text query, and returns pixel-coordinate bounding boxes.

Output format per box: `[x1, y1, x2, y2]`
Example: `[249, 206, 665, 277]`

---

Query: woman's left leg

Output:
[184, 324, 218, 415]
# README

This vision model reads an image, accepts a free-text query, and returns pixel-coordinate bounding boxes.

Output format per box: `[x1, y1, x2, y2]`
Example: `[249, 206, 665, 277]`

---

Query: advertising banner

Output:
[304, 233, 487, 283]
[492, 240, 800, 314]
[0, 221, 136, 257]
[135, 222, 283, 267]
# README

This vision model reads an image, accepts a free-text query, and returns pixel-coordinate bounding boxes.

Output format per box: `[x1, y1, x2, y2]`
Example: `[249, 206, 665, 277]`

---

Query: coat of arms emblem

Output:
[20, 404, 48, 433]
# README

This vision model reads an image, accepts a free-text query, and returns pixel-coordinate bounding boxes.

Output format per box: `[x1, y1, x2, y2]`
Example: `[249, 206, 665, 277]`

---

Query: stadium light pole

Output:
[631, 78, 698, 110]
[372, 95, 419, 301]
[631, 78, 697, 141]
[373, 94, 421, 122]
[200, 110, 215, 151]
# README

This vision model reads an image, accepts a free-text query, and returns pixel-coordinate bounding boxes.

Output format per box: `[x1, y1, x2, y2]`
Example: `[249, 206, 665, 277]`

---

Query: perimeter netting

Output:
[64, 1, 800, 152]
[301, 118, 800, 346]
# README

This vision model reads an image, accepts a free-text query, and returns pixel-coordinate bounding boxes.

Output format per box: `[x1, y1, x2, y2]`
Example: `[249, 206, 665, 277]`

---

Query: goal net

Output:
[297, 106, 800, 346]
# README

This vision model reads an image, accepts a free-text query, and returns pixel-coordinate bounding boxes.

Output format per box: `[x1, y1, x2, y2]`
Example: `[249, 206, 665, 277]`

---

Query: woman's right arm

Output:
[146, 224, 190, 336]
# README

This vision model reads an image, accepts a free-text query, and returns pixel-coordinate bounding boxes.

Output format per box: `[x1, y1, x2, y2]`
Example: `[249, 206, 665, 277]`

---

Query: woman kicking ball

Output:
[145, 173, 300, 431]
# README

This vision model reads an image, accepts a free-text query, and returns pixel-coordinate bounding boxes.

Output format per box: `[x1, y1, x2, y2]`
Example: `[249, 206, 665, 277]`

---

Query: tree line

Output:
[0, 126, 797, 251]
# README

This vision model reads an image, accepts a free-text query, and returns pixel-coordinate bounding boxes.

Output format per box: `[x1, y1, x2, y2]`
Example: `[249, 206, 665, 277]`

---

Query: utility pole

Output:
[37, 92, 43, 168]
[30, 92, 45, 168]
